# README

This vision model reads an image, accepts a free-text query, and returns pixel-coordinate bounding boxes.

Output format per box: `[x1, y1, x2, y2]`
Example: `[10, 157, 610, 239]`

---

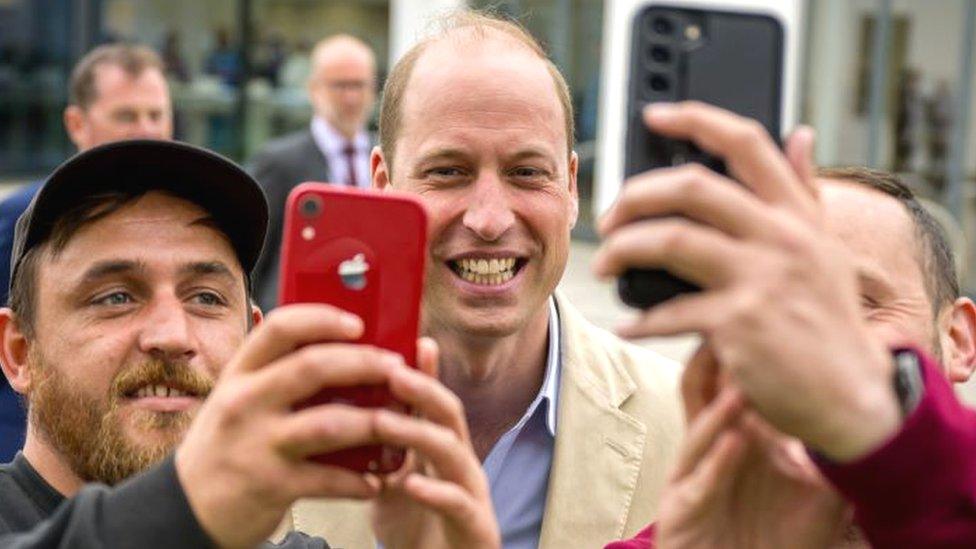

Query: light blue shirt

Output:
[483, 298, 561, 549]
[309, 116, 371, 189]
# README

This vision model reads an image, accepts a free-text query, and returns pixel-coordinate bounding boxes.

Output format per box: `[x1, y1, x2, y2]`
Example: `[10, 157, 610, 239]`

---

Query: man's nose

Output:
[462, 175, 516, 242]
[137, 296, 196, 361]
[132, 114, 164, 139]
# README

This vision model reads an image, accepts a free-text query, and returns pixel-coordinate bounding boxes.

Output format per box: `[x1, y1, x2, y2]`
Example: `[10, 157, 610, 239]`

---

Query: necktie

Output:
[343, 142, 358, 187]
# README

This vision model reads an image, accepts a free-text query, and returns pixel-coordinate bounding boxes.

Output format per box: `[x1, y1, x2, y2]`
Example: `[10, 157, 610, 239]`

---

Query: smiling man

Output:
[292, 12, 684, 549]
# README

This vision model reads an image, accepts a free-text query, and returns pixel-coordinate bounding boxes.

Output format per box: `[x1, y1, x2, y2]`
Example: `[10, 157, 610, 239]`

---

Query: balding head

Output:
[378, 11, 574, 169]
[307, 34, 377, 139]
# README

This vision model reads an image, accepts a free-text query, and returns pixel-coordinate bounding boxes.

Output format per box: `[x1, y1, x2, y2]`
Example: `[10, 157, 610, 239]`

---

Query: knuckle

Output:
[215, 382, 253, 425]
[659, 222, 690, 252]
[260, 310, 288, 340]
[735, 119, 768, 148]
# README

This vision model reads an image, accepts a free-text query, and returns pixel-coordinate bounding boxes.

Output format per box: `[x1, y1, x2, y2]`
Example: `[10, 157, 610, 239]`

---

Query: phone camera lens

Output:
[651, 17, 673, 35]
[299, 195, 323, 218]
[649, 45, 671, 63]
[649, 74, 670, 92]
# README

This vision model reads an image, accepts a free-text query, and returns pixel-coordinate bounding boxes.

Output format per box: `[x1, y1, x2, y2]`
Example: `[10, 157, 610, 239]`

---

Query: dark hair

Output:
[9, 190, 252, 338]
[69, 44, 165, 109]
[818, 166, 959, 312]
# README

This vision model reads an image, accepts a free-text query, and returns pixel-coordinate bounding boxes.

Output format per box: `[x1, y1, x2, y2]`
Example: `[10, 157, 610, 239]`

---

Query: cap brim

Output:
[14, 139, 268, 284]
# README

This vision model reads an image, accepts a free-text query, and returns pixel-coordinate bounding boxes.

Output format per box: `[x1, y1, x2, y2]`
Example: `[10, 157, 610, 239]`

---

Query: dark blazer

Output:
[0, 181, 40, 462]
[246, 130, 331, 312]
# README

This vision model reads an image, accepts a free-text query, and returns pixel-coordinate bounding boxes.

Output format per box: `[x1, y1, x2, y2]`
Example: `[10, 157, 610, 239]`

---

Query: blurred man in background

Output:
[0, 43, 172, 462]
[248, 34, 377, 312]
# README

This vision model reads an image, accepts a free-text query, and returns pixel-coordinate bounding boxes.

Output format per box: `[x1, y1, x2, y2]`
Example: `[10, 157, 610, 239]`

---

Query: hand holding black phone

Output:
[615, 1, 797, 308]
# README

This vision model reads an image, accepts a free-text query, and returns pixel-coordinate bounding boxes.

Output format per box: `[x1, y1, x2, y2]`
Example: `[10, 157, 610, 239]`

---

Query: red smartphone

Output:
[278, 183, 427, 473]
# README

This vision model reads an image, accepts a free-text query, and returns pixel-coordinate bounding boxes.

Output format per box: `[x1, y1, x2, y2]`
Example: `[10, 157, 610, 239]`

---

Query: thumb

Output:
[785, 125, 818, 199]
[416, 337, 440, 378]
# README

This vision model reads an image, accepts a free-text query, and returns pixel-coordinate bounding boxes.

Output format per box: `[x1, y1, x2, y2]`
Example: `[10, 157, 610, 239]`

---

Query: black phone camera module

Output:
[649, 74, 670, 92]
[651, 17, 674, 35]
[649, 45, 671, 63]
[299, 195, 323, 218]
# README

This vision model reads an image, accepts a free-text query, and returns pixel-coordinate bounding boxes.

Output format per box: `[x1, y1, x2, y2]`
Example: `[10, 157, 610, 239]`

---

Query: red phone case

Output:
[278, 183, 427, 473]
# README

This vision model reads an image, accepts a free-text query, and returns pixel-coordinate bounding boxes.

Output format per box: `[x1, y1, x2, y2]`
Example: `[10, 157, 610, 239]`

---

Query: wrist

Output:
[815, 348, 905, 462]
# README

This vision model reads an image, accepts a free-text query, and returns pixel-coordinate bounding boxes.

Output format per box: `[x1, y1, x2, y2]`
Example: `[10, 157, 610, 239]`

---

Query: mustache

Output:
[111, 359, 214, 400]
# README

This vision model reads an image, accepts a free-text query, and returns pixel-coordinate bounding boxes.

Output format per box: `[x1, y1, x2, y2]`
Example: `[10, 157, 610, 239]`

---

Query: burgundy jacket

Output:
[605, 350, 976, 549]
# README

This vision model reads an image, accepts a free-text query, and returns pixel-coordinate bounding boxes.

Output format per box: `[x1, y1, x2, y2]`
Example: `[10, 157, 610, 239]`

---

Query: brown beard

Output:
[28, 349, 214, 486]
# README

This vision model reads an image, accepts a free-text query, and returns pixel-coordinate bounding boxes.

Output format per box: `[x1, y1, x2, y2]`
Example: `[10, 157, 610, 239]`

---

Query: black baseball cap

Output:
[10, 139, 268, 291]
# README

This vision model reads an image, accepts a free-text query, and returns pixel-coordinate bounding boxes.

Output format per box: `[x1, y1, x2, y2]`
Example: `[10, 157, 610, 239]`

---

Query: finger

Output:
[285, 461, 380, 500]
[388, 365, 470, 441]
[681, 343, 721, 422]
[274, 403, 383, 458]
[593, 217, 749, 286]
[670, 387, 744, 481]
[399, 473, 489, 525]
[685, 429, 748, 505]
[644, 102, 816, 219]
[416, 337, 440, 378]
[372, 409, 481, 489]
[597, 164, 779, 240]
[229, 304, 364, 374]
[785, 125, 818, 198]
[615, 289, 738, 339]
[251, 343, 404, 408]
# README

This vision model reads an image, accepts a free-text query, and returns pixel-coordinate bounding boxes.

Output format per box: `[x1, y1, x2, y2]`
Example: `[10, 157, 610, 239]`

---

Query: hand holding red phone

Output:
[371, 338, 501, 549]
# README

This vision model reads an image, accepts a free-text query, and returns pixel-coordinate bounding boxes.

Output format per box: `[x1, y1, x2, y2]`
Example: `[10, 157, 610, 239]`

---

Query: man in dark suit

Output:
[0, 43, 172, 462]
[247, 34, 377, 311]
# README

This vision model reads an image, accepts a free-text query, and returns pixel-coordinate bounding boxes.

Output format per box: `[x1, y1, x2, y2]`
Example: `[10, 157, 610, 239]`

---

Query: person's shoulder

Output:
[556, 294, 682, 416]
[0, 182, 41, 217]
[558, 295, 681, 380]
[250, 130, 314, 163]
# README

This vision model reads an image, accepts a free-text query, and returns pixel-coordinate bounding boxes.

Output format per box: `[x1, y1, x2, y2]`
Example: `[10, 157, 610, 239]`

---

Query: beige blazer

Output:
[287, 293, 685, 548]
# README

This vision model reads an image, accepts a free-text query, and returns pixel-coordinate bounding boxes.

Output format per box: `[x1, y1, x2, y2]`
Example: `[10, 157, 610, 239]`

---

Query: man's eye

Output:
[93, 292, 133, 306]
[427, 167, 465, 178]
[113, 111, 137, 123]
[859, 295, 880, 310]
[511, 167, 543, 177]
[192, 292, 226, 307]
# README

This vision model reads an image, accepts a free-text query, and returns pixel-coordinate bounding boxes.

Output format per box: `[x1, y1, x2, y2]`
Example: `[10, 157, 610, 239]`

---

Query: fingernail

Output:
[644, 102, 676, 123]
[341, 313, 363, 333]
[614, 320, 638, 338]
[591, 252, 609, 278]
[382, 352, 405, 370]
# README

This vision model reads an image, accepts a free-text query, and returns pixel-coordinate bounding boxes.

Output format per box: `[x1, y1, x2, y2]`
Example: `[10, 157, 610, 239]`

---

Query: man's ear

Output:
[63, 106, 87, 149]
[0, 308, 32, 396]
[941, 297, 976, 383]
[567, 151, 579, 229]
[249, 302, 263, 330]
[371, 145, 391, 191]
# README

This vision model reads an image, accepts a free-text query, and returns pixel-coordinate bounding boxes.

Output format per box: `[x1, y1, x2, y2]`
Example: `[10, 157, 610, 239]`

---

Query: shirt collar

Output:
[309, 116, 369, 154]
[538, 297, 561, 435]
[493, 296, 561, 441]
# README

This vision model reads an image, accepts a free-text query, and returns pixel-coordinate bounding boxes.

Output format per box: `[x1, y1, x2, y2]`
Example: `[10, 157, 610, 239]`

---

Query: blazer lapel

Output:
[538, 295, 647, 548]
[301, 130, 333, 183]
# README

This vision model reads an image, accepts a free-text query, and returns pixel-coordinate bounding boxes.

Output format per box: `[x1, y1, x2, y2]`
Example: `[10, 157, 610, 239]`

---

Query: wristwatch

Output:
[892, 348, 925, 418]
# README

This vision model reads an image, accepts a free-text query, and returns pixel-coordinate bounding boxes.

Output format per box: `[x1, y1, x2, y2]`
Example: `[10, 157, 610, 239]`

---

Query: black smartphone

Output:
[618, 3, 790, 309]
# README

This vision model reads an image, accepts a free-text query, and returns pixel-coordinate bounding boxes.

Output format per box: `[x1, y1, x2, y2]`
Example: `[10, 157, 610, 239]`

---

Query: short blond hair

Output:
[378, 10, 575, 167]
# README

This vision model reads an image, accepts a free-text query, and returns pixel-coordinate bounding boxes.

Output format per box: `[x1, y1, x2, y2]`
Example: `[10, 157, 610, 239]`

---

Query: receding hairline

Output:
[310, 34, 375, 73]
[381, 18, 575, 168]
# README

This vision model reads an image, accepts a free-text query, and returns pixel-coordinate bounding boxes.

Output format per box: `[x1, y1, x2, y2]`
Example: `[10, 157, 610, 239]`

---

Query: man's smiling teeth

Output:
[454, 257, 518, 286]
[134, 385, 191, 398]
